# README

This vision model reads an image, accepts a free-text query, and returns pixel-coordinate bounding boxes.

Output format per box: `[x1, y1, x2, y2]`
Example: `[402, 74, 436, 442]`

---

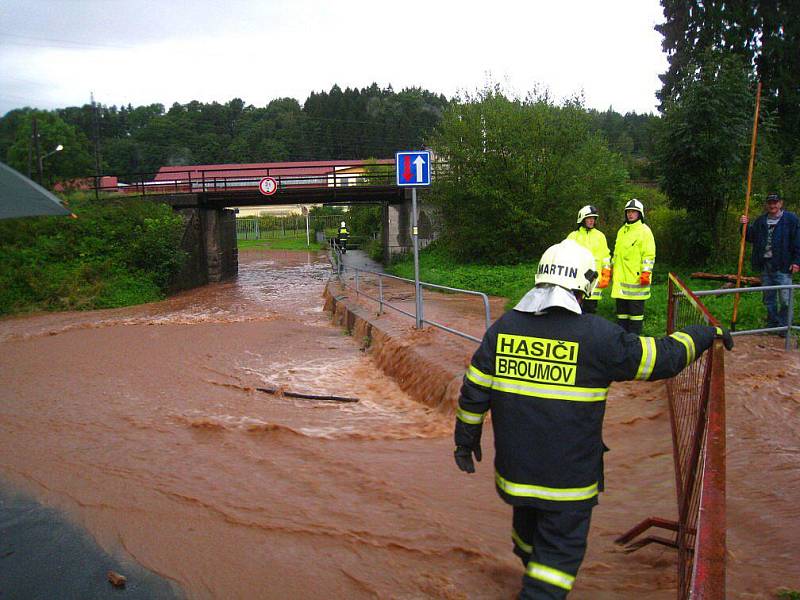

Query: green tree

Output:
[6, 111, 94, 184]
[656, 1, 799, 164]
[429, 87, 627, 264]
[657, 50, 753, 257]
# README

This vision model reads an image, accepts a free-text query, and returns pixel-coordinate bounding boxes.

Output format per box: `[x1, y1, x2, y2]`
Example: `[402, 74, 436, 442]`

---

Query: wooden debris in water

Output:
[107, 570, 127, 587]
[257, 386, 359, 403]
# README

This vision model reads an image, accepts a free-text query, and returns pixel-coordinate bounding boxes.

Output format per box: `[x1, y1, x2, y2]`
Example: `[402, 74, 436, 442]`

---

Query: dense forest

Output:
[0, 83, 659, 184]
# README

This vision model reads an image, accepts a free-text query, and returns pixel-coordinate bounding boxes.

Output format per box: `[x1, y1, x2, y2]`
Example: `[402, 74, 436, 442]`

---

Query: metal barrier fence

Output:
[236, 215, 342, 241]
[616, 273, 726, 600]
[330, 248, 491, 343]
[693, 283, 799, 351]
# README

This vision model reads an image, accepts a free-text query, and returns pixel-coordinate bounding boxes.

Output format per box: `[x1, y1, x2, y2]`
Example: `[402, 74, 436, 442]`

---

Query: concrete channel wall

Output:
[323, 284, 465, 413]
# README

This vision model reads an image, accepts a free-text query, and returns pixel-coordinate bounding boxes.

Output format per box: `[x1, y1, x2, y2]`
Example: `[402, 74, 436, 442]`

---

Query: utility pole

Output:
[91, 92, 102, 199]
[32, 115, 42, 184]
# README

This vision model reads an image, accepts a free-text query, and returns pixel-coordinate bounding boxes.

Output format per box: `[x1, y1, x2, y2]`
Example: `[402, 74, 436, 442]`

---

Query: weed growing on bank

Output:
[387, 245, 773, 337]
[0, 195, 186, 316]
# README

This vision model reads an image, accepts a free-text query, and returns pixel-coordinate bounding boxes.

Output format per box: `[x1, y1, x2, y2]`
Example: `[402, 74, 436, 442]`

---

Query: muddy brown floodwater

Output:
[1, 249, 799, 599]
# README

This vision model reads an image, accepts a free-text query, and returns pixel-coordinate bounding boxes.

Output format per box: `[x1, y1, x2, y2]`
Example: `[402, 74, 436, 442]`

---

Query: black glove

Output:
[715, 327, 734, 351]
[454, 444, 482, 473]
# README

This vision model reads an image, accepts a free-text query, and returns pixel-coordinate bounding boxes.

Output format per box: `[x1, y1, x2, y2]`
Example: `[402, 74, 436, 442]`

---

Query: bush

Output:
[429, 87, 628, 264]
[0, 195, 186, 315]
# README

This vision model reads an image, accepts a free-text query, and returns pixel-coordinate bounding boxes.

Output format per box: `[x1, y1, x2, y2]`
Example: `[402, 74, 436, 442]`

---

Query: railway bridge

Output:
[97, 159, 436, 288]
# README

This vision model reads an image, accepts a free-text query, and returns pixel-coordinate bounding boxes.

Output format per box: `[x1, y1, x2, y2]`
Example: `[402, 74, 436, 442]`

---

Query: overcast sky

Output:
[0, 0, 668, 118]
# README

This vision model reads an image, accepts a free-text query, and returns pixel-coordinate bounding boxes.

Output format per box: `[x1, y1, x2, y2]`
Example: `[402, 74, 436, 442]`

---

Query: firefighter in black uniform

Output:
[453, 239, 733, 599]
[337, 221, 349, 254]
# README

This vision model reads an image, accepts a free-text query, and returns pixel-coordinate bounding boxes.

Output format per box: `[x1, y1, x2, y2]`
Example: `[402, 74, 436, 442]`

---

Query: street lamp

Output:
[38, 144, 64, 185]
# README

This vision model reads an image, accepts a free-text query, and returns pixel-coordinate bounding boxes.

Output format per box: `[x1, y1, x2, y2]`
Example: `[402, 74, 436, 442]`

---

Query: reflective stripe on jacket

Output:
[566, 227, 611, 300]
[454, 308, 716, 510]
[611, 220, 656, 300]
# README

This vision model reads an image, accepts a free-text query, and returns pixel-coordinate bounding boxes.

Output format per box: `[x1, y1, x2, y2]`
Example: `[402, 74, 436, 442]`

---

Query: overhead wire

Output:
[0, 30, 131, 49]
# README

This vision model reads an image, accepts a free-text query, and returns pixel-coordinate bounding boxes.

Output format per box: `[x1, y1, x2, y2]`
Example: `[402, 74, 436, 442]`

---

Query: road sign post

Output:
[396, 151, 431, 329]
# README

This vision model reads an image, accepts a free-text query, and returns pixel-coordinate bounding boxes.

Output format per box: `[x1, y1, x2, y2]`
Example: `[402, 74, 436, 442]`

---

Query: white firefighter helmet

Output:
[624, 198, 644, 217]
[535, 239, 598, 298]
[340, 221, 346, 228]
[576, 205, 600, 224]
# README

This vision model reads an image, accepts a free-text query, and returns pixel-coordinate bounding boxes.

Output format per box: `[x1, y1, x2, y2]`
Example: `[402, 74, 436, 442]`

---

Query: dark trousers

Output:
[581, 299, 598, 314]
[512, 506, 592, 599]
[615, 299, 645, 334]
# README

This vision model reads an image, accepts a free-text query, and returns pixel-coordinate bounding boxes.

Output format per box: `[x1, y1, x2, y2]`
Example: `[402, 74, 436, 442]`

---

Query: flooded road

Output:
[1, 249, 798, 598]
[0, 250, 508, 599]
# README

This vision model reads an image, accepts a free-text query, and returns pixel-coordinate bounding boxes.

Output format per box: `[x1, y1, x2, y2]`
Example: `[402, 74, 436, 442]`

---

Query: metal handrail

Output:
[330, 248, 491, 344]
[691, 283, 799, 350]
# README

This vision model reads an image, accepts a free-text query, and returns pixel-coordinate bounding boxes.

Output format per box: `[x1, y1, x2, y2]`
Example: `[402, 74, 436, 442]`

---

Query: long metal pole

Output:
[412, 187, 423, 329]
[786, 286, 794, 351]
[732, 81, 762, 329]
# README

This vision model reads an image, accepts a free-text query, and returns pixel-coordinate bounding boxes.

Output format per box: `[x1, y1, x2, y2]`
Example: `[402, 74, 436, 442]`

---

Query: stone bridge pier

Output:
[382, 189, 436, 262]
[170, 206, 238, 290]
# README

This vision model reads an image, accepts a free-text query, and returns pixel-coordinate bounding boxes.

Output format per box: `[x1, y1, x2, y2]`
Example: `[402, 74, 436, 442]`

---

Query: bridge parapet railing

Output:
[330, 246, 491, 344]
[88, 160, 418, 195]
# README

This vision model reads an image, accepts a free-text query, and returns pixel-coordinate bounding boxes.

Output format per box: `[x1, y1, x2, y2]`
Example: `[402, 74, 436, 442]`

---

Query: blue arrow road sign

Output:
[396, 151, 431, 186]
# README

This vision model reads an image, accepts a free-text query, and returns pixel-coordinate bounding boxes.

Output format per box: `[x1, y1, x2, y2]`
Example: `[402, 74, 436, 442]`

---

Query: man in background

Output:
[741, 192, 800, 334]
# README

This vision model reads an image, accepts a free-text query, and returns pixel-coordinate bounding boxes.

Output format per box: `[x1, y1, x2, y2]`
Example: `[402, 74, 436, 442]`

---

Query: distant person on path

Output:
[566, 205, 611, 314]
[740, 192, 800, 333]
[337, 221, 349, 254]
[611, 199, 655, 334]
[453, 238, 733, 599]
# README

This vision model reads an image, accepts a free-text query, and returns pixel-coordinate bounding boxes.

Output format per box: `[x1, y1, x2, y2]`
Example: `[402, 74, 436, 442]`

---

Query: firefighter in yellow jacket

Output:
[453, 238, 732, 599]
[337, 221, 349, 254]
[566, 205, 611, 314]
[611, 199, 655, 334]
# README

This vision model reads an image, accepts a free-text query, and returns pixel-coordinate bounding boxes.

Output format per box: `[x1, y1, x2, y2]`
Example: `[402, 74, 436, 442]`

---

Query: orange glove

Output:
[598, 268, 611, 289]
[640, 271, 651, 286]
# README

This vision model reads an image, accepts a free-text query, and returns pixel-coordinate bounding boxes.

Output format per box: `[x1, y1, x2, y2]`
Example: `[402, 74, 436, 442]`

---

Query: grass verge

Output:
[238, 238, 324, 251]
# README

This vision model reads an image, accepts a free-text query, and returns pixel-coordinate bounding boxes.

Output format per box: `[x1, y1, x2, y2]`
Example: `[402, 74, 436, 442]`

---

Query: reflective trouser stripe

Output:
[629, 314, 644, 321]
[617, 313, 630, 320]
[526, 562, 575, 591]
[456, 407, 486, 425]
[512, 528, 532, 554]
[635, 337, 657, 380]
[496, 472, 598, 501]
[670, 331, 696, 367]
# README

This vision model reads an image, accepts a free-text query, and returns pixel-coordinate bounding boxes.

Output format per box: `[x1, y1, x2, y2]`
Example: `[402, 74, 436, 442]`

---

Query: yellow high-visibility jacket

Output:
[611, 220, 656, 300]
[566, 227, 611, 300]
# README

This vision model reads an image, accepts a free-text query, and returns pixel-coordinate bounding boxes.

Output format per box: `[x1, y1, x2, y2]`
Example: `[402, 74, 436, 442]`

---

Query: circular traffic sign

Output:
[259, 176, 278, 196]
